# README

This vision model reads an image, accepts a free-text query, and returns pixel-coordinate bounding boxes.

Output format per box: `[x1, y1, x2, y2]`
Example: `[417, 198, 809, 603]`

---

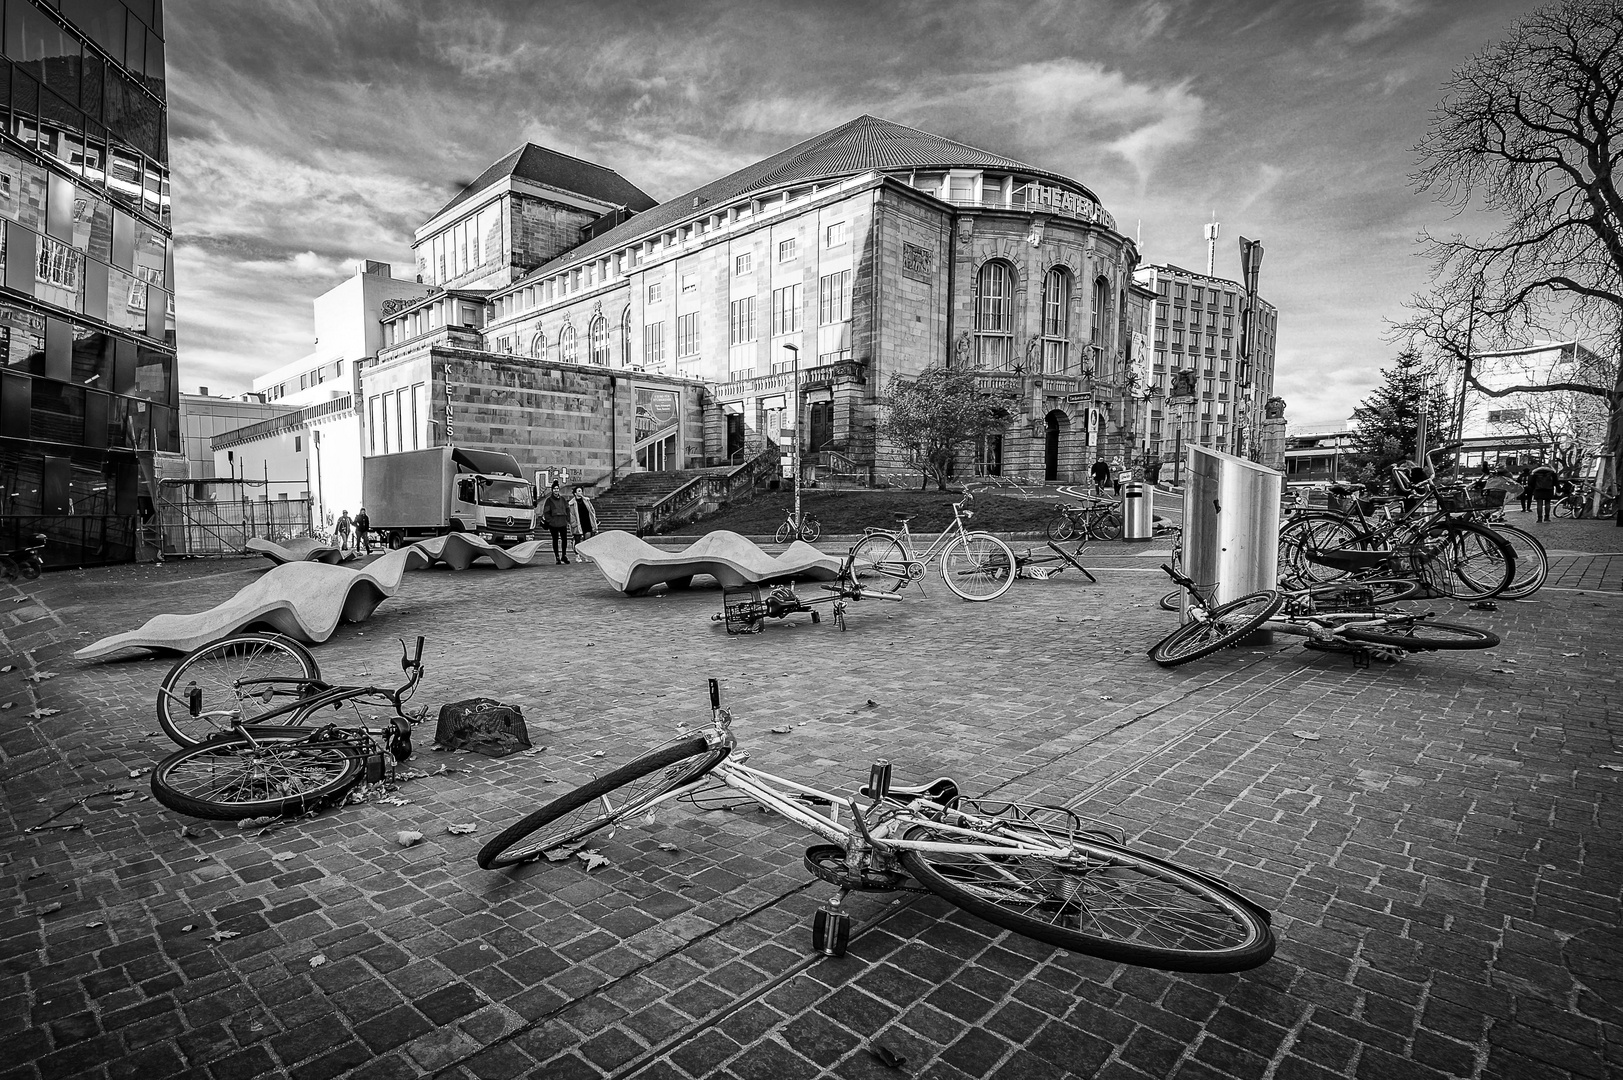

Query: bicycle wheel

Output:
[477, 737, 728, 869]
[848, 534, 908, 592]
[1303, 577, 1423, 608]
[150, 732, 361, 820]
[1486, 523, 1547, 600]
[1148, 591, 1283, 667]
[774, 521, 794, 544]
[897, 824, 1275, 973]
[939, 534, 1015, 601]
[800, 518, 821, 543]
[1554, 498, 1578, 519]
[1045, 513, 1076, 542]
[1409, 520, 1514, 601]
[1091, 511, 1122, 541]
[1340, 621, 1499, 651]
[156, 633, 322, 748]
[1158, 589, 1183, 613]
[1279, 514, 1359, 585]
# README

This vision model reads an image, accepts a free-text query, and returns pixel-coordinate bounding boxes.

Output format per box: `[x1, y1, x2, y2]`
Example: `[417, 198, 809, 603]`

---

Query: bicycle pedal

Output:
[811, 907, 850, 957]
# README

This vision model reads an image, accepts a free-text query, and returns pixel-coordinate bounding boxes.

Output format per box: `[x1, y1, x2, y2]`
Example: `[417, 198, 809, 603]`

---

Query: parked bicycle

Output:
[1555, 484, 1615, 519]
[478, 681, 1276, 972]
[1044, 496, 1123, 542]
[0, 532, 47, 580]
[1149, 565, 1498, 667]
[848, 488, 1016, 601]
[715, 553, 903, 633]
[774, 508, 821, 544]
[148, 637, 428, 820]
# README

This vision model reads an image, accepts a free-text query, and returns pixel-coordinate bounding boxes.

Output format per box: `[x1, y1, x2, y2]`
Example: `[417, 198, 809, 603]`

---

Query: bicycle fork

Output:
[811, 760, 892, 957]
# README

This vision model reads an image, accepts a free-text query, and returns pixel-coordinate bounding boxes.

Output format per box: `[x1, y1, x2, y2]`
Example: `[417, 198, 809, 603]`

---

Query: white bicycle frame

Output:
[861, 494, 996, 578]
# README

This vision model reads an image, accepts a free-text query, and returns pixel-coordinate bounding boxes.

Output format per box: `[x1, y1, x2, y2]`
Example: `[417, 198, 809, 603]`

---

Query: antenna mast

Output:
[1203, 213, 1220, 276]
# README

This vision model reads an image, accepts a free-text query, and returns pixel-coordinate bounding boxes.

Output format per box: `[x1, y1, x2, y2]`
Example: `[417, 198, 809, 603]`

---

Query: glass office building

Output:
[0, 0, 173, 567]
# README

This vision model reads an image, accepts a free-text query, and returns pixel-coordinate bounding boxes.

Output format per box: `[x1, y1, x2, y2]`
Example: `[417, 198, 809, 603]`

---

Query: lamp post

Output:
[784, 343, 800, 533]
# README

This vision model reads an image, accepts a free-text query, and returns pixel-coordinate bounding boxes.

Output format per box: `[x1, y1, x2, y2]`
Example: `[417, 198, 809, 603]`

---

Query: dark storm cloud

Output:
[166, 0, 1549, 428]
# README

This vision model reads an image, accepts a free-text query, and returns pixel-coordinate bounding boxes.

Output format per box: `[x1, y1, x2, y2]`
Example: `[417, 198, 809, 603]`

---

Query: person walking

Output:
[1516, 466, 1533, 513]
[353, 507, 371, 555]
[1527, 462, 1560, 522]
[569, 486, 598, 560]
[334, 509, 353, 552]
[540, 481, 572, 563]
[1090, 459, 1111, 495]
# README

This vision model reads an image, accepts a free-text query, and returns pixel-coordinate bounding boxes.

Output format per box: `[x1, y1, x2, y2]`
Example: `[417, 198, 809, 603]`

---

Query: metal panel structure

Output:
[1182, 445, 1281, 619]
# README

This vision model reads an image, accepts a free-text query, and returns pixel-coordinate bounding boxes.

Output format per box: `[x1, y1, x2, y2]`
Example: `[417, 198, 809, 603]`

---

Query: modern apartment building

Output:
[0, 0, 175, 567]
[1135, 263, 1278, 467]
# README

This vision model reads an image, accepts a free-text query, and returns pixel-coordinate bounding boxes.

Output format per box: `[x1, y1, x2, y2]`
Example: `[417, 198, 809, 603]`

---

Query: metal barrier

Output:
[1182, 445, 1281, 622]
[1123, 481, 1154, 540]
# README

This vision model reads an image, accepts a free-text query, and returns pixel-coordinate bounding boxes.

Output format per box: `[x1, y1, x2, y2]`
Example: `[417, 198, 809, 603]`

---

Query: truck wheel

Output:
[388, 531, 405, 550]
[448, 520, 465, 533]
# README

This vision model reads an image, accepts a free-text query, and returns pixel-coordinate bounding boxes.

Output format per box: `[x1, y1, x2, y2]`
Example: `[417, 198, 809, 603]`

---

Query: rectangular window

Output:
[681, 273, 697, 294]
[734, 252, 751, 276]
[648, 282, 662, 303]
[677, 313, 699, 356]
[1191, 286, 1203, 304]
[728, 297, 756, 345]
[1155, 302, 1168, 322]
[771, 284, 801, 335]
[644, 322, 666, 367]
[1170, 330, 1183, 346]
[948, 176, 974, 204]
[411, 383, 423, 449]
[1174, 283, 1186, 300]
[778, 237, 796, 262]
[825, 221, 847, 248]
[294, 435, 302, 453]
[819, 270, 851, 324]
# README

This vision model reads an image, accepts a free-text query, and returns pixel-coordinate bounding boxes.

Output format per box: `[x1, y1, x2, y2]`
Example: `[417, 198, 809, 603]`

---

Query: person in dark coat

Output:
[1527, 462, 1560, 522]
[569, 486, 598, 559]
[1090, 459, 1111, 495]
[354, 507, 371, 555]
[1516, 466, 1533, 513]
[539, 481, 572, 563]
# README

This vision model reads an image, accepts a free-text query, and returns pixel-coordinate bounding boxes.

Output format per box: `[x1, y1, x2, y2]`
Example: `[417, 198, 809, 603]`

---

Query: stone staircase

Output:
[592, 469, 729, 532]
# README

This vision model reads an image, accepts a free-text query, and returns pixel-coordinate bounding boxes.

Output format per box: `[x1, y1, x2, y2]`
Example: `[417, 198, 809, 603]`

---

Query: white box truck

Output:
[363, 447, 537, 548]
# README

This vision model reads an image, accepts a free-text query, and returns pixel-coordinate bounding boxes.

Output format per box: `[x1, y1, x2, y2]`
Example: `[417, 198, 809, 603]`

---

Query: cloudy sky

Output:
[166, 0, 1544, 431]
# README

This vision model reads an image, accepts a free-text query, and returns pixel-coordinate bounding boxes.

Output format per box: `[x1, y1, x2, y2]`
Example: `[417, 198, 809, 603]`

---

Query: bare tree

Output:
[1397, 0, 1623, 515]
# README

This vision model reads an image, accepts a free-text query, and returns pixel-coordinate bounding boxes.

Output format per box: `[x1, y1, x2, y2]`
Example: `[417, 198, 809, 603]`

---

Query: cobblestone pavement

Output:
[1, 537, 1620, 1080]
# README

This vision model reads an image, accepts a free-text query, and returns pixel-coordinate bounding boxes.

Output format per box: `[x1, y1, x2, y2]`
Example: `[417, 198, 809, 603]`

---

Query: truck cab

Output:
[452, 473, 536, 544]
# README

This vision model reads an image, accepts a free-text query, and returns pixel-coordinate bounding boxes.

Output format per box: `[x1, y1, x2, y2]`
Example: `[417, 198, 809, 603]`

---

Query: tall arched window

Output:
[974, 260, 1015, 369]
[530, 331, 548, 362]
[560, 324, 578, 364]
[589, 315, 610, 366]
[1091, 276, 1110, 345]
[620, 307, 632, 367]
[1042, 267, 1070, 374]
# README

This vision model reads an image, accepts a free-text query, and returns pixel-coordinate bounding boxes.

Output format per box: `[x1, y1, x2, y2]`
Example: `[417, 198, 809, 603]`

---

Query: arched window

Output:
[1042, 267, 1070, 374]
[560, 324, 578, 364]
[1091, 276, 1110, 345]
[530, 331, 547, 362]
[974, 260, 1015, 369]
[620, 307, 632, 367]
[589, 315, 610, 365]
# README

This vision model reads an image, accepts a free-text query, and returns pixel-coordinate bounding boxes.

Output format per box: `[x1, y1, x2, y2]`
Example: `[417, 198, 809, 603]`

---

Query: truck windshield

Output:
[477, 479, 533, 508]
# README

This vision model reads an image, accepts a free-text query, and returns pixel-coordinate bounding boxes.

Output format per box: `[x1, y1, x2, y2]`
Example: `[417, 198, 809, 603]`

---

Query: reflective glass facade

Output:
[0, 0, 171, 566]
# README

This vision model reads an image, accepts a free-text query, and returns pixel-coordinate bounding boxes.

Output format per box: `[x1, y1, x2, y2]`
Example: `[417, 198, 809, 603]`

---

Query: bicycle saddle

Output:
[892, 515, 914, 524]
[1328, 483, 1365, 495]
[858, 776, 960, 806]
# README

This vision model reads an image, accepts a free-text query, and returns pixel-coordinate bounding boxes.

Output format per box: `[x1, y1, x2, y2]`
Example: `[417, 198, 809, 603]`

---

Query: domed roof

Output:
[551, 115, 1099, 271]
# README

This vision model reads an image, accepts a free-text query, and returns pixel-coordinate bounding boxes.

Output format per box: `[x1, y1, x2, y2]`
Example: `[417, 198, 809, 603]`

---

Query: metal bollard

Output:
[1123, 481, 1155, 540]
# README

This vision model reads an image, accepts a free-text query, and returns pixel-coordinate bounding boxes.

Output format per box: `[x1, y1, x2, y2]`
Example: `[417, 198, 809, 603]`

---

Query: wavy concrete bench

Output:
[575, 530, 841, 595]
[246, 537, 354, 565]
[406, 534, 550, 570]
[75, 549, 419, 658]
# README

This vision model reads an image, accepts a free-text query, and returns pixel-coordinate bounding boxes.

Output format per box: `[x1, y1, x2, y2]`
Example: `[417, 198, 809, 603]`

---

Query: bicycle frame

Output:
[864, 495, 979, 567]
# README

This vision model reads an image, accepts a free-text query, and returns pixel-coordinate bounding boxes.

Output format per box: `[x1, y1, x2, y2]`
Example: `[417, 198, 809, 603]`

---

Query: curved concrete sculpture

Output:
[75, 549, 417, 658]
[576, 529, 841, 596]
[246, 536, 353, 565]
[406, 534, 551, 570]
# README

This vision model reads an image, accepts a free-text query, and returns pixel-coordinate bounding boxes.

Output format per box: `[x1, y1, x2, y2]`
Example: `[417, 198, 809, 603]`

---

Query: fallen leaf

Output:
[308, 954, 327, 968]
[111, 791, 137, 802]
[1292, 731, 1322, 741]
[127, 768, 149, 779]
[770, 725, 793, 734]
[576, 849, 610, 872]
[180, 924, 196, 932]
[237, 816, 276, 829]
[1562, 652, 1580, 657]
[192, 855, 210, 863]
[1601, 764, 1623, 772]
[657, 843, 679, 852]
[591, 750, 606, 757]
[207, 930, 240, 942]
[271, 852, 297, 862]
[0, 664, 11, 672]
[520, 747, 546, 757]
[84, 922, 104, 929]
[178, 826, 198, 839]
[868, 1045, 907, 1069]
[25, 671, 57, 682]
[396, 830, 424, 848]
[446, 823, 477, 834]
[0, 702, 12, 710]
[28, 709, 60, 719]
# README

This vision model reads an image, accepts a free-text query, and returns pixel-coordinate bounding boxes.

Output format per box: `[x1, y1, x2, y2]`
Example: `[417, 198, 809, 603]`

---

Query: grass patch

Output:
[676, 488, 1067, 536]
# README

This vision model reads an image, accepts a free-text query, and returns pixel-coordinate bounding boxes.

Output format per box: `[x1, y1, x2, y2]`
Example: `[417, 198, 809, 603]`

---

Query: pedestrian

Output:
[1516, 466, 1533, 513]
[354, 507, 371, 555]
[540, 481, 571, 564]
[334, 509, 353, 552]
[1112, 460, 1126, 497]
[1527, 461, 1559, 522]
[569, 486, 598, 559]
[1090, 459, 1111, 495]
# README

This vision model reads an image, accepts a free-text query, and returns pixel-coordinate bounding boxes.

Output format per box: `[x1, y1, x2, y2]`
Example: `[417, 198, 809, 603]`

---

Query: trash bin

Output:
[1182, 445, 1281, 630]
[1123, 481, 1154, 540]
